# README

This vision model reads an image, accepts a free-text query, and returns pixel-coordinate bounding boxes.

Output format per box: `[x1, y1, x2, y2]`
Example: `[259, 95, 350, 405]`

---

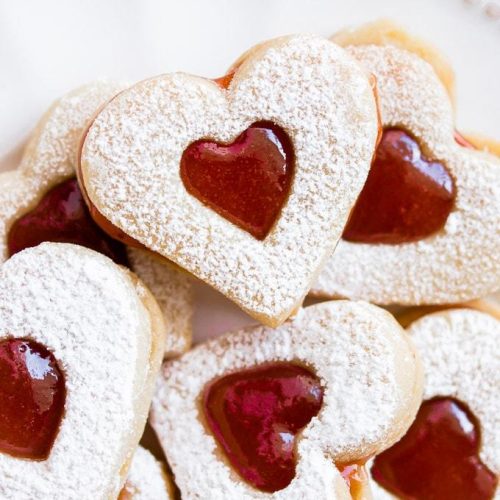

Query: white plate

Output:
[0, 0, 499, 343]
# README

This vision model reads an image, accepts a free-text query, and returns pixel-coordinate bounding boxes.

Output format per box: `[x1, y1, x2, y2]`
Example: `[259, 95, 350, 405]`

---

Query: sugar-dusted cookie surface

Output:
[332, 19, 456, 102]
[313, 43, 500, 305]
[370, 308, 499, 499]
[0, 82, 192, 354]
[0, 243, 165, 499]
[119, 446, 174, 500]
[151, 301, 423, 499]
[79, 35, 379, 327]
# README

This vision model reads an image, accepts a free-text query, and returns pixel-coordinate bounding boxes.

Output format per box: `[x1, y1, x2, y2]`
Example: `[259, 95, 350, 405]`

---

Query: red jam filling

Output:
[371, 397, 498, 500]
[343, 128, 456, 244]
[203, 362, 323, 492]
[7, 178, 129, 265]
[180, 122, 294, 240]
[0, 339, 66, 460]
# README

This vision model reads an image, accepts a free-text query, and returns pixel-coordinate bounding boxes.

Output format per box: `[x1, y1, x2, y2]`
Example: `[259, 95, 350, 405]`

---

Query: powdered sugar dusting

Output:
[313, 44, 500, 305]
[127, 248, 192, 355]
[81, 35, 378, 325]
[0, 243, 154, 499]
[409, 309, 500, 472]
[121, 447, 173, 500]
[151, 301, 421, 499]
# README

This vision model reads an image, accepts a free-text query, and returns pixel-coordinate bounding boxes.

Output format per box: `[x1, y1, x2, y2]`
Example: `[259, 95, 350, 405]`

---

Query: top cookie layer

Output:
[0, 243, 159, 499]
[151, 300, 422, 499]
[80, 35, 379, 326]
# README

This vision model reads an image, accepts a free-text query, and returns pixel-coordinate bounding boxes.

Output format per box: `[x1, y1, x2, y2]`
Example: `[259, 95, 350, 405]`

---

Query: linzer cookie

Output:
[312, 38, 500, 305]
[78, 35, 379, 326]
[119, 446, 174, 500]
[0, 243, 165, 499]
[150, 301, 423, 498]
[0, 83, 192, 355]
[370, 308, 499, 499]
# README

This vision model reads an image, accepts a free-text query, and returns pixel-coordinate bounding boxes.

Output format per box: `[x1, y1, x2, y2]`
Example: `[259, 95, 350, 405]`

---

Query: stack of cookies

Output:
[0, 19, 498, 500]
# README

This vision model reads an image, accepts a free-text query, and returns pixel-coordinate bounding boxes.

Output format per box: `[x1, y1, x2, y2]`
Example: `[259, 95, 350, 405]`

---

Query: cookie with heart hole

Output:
[0, 82, 192, 355]
[150, 301, 423, 499]
[369, 307, 499, 499]
[311, 39, 500, 305]
[119, 446, 174, 500]
[0, 243, 165, 499]
[78, 34, 379, 327]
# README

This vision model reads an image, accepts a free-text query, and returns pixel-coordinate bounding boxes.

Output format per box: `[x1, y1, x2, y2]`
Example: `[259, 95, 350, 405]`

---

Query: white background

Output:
[0, 0, 499, 341]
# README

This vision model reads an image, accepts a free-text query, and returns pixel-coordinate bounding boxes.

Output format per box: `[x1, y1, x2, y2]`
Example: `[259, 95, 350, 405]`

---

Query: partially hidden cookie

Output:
[79, 35, 379, 327]
[0, 243, 165, 499]
[151, 301, 423, 499]
[332, 19, 456, 102]
[119, 446, 174, 500]
[312, 40, 500, 305]
[370, 308, 499, 499]
[0, 82, 192, 355]
[332, 20, 500, 160]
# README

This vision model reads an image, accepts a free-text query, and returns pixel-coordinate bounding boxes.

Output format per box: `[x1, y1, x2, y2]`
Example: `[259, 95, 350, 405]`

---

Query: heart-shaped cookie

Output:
[79, 35, 379, 326]
[0, 243, 165, 499]
[150, 301, 423, 498]
[370, 307, 499, 499]
[120, 446, 173, 500]
[312, 38, 500, 305]
[0, 82, 192, 355]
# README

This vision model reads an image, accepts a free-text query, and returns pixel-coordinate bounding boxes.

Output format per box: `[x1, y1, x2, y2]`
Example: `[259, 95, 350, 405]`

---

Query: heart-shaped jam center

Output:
[343, 128, 456, 244]
[203, 362, 323, 492]
[0, 339, 66, 460]
[180, 122, 294, 240]
[8, 178, 128, 265]
[371, 397, 498, 500]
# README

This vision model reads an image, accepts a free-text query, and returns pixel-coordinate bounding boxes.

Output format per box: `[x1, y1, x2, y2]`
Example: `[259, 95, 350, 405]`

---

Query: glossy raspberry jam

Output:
[343, 128, 456, 244]
[180, 121, 294, 240]
[371, 397, 498, 500]
[0, 339, 66, 460]
[203, 362, 323, 492]
[7, 178, 128, 265]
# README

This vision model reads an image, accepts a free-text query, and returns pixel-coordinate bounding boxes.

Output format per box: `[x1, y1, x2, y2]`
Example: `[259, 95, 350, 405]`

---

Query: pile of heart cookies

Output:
[0, 19, 498, 500]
